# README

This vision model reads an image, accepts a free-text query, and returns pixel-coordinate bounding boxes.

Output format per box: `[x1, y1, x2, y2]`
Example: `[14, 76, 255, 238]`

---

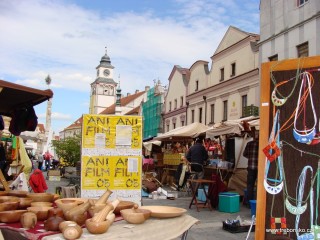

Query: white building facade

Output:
[259, 0, 320, 62]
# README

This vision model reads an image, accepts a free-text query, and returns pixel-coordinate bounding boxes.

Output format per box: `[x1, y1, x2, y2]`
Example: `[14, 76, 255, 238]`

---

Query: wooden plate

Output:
[139, 206, 187, 218]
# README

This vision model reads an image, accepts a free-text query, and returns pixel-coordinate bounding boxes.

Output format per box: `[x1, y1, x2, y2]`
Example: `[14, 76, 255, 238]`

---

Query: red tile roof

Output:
[99, 91, 145, 114]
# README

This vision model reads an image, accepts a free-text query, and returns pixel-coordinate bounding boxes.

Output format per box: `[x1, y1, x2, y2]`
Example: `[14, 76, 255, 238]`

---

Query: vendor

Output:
[186, 138, 208, 179]
[172, 142, 184, 153]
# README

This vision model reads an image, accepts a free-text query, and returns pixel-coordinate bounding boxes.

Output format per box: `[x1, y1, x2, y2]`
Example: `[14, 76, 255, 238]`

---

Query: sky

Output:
[0, 0, 260, 134]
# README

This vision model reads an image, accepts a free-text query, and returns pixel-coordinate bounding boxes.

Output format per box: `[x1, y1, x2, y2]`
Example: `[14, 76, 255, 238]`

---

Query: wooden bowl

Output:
[18, 198, 34, 209]
[53, 194, 60, 201]
[85, 218, 112, 234]
[55, 199, 83, 214]
[0, 201, 19, 211]
[0, 210, 27, 223]
[113, 201, 135, 215]
[27, 193, 54, 202]
[27, 206, 54, 221]
[8, 190, 28, 198]
[0, 196, 19, 203]
[120, 206, 151, 224]
[0, 191, 8, 196]
[31, 202, 53, 207]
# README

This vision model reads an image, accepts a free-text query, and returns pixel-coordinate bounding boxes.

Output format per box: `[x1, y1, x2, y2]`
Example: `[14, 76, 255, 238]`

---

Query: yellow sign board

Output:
[163, 153, 183, 165]
[82, 114, 142, 149]
[81, 155, 141, 190]
[81, 114, 142, 195]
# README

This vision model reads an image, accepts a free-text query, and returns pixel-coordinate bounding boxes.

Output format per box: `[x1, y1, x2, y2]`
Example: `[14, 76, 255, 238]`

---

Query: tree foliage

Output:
[51, 135, 81, 167]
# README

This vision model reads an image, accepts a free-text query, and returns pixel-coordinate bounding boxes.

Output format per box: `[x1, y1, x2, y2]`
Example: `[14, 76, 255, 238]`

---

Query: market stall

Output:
[0, 79, 53, 189]
[152, 122, 209, 185]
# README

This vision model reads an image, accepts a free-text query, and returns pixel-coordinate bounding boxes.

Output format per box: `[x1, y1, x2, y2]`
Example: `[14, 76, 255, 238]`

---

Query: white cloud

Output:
[38, 112, 72, 121]
[0, 0, 259, 94]
[0, 0, 260, 132]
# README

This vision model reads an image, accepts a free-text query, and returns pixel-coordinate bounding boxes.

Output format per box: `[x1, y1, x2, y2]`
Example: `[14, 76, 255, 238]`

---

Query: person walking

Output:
[38, 154, 44, 170]
[186, 137, 208, 179]
[243, 128, 259, 205]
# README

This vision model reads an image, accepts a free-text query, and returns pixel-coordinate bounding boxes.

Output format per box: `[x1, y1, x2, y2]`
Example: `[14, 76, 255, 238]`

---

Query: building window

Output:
[220, 68, 224, 81]
[166, 124, 169, 132]
[173, 123, 176, 129]
[210, 104, 215, 123]
[231, 63, 236, 77]
[174, 99, 177, 109]
[195, 80, 199, 91]
[199, 108, 202, 123]
[242, 95, 247, 117]
[169, 102, 172, 111]
[297, 42, 309, 57]
[191, 110, 195, 123]
[181, 120, 185, 126]
[180, 96, 183, 107]
[298, 0, 309, 6]
[268, 54, 278, 61]
[223, 100, 228, 121]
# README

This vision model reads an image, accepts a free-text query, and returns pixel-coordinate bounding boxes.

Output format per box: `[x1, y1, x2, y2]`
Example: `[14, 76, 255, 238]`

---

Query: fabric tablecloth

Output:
[43, 214, 199, 240]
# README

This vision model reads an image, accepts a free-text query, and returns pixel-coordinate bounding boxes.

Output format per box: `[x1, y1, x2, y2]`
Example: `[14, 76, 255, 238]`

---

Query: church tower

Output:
[89, 48, 117, 114]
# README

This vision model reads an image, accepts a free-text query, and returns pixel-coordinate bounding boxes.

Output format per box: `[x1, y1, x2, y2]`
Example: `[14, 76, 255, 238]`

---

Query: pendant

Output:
[271, 88, 287, 106]
[264, 180, 283, 195]
[262, 141, 281, 162]
[293, 128, 316, 144]
[285, 198, 307, 215]
[270, 217, 287, 235]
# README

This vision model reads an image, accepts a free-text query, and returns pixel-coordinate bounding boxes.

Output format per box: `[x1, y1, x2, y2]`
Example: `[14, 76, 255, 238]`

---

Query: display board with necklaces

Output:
[259, 57, 320, 240]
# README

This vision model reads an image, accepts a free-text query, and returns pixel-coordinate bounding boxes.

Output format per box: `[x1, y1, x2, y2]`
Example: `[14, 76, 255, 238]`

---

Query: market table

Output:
[42, 214, 199, 240]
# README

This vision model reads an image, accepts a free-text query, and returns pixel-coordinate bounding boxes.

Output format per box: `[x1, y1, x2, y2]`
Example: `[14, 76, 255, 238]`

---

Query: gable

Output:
[214, 26, 250, 55]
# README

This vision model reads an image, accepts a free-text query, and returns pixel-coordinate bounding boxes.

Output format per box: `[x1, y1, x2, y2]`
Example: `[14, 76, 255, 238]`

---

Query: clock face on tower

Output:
[103, 69, 110, 77]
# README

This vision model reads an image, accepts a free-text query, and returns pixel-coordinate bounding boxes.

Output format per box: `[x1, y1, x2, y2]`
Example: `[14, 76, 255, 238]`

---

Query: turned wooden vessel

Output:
[85, 218, 112, 234]
[44, 213, 64, 231]
[62, 223, 83, 240]
[91, 203, 114, 223]
[20, 212, 37, 229]
[95, 189, 113, 205]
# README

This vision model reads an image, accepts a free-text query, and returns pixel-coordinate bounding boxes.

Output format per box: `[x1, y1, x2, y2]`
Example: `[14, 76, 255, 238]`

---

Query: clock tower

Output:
[89, 48, 117, 114]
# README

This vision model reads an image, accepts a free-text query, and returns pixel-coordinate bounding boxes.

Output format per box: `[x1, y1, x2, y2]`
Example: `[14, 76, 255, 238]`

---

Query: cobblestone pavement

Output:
[46, 176, 255, 240]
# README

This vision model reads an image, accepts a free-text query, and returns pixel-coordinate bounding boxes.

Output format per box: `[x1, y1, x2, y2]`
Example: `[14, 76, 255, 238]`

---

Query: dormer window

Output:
[195, 80, 199, 91]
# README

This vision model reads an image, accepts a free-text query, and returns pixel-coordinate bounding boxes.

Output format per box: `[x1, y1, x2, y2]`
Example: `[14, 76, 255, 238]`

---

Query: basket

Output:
[222, 221, 255, 233]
